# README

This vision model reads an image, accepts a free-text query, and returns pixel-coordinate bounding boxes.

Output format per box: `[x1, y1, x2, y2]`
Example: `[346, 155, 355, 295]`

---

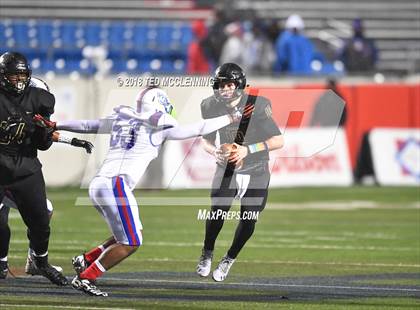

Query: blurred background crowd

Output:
[1, 0, 418, 78]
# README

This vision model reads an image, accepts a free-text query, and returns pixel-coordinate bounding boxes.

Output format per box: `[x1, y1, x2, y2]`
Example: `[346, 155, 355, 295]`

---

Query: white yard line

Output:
[71, 197, 420, 209]
[104, 277, 420, 293]
[9, 239, 415, 252]
[0, 305, 133, 310]
[135, 257, 420, 268]
[8, 254, 418, 268]
[141, 241, 415, 252]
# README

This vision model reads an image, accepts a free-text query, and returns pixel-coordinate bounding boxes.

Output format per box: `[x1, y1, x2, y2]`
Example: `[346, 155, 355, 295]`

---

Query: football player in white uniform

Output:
[0, 77, 93, 279]
[50, 86, 241, 296]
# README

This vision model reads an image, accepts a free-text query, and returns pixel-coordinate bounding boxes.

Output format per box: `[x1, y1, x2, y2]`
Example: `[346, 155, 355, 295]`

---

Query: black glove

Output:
[71, 138, 94, 154]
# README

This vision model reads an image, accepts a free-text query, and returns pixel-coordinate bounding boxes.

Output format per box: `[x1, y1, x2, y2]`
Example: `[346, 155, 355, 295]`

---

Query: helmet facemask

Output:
[5, 71, 31, 94]
[213, 78, 245, 104]
[212, 63, 246, 105]
[0, 52, 32, 96]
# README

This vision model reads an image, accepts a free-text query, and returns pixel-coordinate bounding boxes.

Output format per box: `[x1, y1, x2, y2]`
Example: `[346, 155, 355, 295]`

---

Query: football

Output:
[220, 143, 243, 169]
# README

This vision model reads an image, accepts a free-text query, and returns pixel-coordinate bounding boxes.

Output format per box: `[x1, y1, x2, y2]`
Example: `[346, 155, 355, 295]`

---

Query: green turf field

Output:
[1, 186, 419, 309]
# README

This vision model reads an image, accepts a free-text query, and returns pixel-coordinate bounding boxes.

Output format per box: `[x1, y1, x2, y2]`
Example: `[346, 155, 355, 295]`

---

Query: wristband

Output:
[247, 142, 268, 154]
[57, 135, 72, 144]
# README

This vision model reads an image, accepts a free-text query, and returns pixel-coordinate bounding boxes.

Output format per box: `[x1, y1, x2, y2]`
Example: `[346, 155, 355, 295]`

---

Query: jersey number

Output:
[110, 120, 141, 150]
[0, 121, 26, 145]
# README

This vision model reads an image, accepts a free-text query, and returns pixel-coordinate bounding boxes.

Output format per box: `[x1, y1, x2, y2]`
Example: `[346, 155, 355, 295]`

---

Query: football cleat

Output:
[212, 255, 235, 282]
[71, 276, 108, 297]
[196, 248, 213, 277]
[25, 255, 63, 276]
[0, 261, 8, 279]
[37, 264, 68, 286]
[72, 254, 89, 276]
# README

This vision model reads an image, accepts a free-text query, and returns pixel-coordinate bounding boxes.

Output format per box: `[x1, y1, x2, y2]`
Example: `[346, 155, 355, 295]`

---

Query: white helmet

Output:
[135, 87, 175, 117]
[29, 77, 50, 92]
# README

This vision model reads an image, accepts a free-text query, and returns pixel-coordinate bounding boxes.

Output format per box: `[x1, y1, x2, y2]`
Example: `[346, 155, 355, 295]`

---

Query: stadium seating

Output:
[1, 0, 418, 75]
[0, 19, 192, 75]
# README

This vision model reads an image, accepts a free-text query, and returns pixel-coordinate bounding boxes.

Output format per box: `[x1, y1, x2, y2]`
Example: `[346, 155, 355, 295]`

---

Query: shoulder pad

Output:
[34, 88, 55, 116]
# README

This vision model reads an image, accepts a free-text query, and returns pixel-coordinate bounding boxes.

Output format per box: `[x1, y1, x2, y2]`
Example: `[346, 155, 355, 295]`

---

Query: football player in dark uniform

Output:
[0, 52, 67, 285]
[0, 76, 93, 279]
[196, 63, 284, 281]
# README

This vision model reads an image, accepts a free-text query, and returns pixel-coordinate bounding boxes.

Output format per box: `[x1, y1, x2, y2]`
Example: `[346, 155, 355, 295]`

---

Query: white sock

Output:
[95, 260, 106, 272]
[0, 257, 7, 262]
[33, 251, 48, 257]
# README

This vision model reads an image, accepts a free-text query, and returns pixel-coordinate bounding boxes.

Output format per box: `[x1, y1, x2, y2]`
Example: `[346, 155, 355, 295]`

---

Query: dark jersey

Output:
[201, 94, 281, 173]
[0, 86, 55, 183]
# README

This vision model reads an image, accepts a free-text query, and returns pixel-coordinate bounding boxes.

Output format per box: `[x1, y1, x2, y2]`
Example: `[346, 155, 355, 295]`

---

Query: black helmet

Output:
[0, 52, 32, 95]
[212, 63, 246, 103]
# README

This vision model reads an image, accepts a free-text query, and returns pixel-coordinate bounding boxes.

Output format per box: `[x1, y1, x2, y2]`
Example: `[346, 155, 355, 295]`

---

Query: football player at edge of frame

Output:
[0, 52, 67, 286]
[197, 63, 284, 282]
[0, 75, 94, 279]
[38, 86, 243, 296]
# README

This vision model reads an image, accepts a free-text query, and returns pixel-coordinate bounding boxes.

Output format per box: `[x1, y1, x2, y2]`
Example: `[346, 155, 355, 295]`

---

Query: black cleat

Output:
[37, 264, 68, 286]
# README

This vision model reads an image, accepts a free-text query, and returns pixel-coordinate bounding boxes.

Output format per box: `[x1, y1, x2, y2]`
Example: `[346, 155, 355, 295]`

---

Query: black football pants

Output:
[203, 165, 270, 259]
[0, 169, 50, 257]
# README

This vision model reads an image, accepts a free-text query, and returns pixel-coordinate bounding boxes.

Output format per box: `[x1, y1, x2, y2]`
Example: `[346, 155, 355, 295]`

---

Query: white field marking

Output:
[255, 236, 351, 242]
[142, 241, 414, 252]
[7, 255, 420, 268]
[254, 237, 303, 243]
[258, 230, 402, 240]
[9, 239, 414, 252]
[10, 239, 91, 245]
[136, 257, 420, 268]
[0, 305, 133, 310]
[148, 229, 400, 240]
[73, 197, 420, 209]
[104, 277, 420, 293]
[267, 202, 420, 210]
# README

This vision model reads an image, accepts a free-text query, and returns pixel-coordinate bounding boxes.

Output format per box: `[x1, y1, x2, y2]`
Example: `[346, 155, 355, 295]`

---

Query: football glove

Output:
[70, 138, 94, 154]
[33, 114, 57, 130]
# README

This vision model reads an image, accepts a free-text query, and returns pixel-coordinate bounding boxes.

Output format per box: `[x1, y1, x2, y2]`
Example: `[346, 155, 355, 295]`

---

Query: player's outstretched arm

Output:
[34, 114, 114, 134]
[163, 114, 238, 141]
[52, 132, 94, 153]
[56, 120, 101, 133]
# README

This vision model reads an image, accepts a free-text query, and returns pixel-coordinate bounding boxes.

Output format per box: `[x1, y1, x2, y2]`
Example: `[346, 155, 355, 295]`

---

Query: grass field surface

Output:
[0, 186, 419, 309]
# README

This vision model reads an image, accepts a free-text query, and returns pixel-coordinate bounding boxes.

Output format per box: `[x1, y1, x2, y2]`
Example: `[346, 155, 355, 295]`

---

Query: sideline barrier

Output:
[369, 128, 420, 186]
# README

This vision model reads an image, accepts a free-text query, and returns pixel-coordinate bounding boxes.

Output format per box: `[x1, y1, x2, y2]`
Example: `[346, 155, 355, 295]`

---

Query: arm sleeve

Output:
[163, 115, 230, 140]
[57, 119, 113, 133]
[151, 115, 230, 145]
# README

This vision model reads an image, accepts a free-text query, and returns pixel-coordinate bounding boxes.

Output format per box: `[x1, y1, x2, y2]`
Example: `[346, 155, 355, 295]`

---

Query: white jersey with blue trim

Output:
[96, 107, 177, 189]
[57, 102, 233, 188]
